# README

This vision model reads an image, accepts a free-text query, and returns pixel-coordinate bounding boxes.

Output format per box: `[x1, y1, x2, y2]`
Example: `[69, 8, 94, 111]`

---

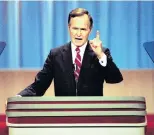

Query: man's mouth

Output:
[75, 38, 82, 40]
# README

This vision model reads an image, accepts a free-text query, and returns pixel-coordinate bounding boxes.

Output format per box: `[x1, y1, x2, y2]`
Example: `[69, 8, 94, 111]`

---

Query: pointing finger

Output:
[96, 30, 100, 39]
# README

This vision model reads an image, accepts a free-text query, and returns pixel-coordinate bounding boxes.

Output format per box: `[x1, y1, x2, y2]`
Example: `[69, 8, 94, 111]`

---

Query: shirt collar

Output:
[71, 41, 88, 52]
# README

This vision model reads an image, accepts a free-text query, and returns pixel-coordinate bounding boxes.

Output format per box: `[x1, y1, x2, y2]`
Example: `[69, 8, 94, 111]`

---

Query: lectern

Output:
[6, 97, 147, 135]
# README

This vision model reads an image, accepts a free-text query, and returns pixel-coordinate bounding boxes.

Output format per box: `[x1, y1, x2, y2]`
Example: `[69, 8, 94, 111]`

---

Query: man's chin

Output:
[75, 44, 83, 47]
[73, 41, 85, 47]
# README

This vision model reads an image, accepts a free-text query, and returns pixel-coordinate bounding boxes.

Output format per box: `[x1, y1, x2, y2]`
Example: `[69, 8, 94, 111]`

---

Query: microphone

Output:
[72, 64, 77, 71]
[72, 64, 75, 72]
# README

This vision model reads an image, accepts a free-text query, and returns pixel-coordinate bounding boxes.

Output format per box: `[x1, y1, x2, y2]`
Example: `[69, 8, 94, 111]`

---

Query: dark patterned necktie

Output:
[74, 47, 81, 81]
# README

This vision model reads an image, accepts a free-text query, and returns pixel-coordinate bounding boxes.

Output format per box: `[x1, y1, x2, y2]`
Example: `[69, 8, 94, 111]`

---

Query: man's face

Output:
[68, 14, 92, 47]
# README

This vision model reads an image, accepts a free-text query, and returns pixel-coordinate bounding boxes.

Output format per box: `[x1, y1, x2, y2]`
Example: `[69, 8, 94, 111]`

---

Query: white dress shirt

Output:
[71, 42, 107, 67]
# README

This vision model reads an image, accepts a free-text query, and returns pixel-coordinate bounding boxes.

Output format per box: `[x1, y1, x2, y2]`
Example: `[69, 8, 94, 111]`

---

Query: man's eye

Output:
[81, 28, 86, 31]
[73, 28, 78, 30]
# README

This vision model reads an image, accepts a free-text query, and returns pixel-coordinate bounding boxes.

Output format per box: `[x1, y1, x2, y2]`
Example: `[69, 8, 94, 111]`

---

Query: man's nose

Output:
[76, 29, 82, 37]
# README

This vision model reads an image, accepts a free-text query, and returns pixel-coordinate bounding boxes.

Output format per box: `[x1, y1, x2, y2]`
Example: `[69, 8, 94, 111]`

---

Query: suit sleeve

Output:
[103, 48, 123, 83]
[18, 50, 54, 96]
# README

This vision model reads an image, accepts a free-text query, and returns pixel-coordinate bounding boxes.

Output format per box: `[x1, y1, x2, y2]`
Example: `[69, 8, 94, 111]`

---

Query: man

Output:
[17, 8, 123, 96]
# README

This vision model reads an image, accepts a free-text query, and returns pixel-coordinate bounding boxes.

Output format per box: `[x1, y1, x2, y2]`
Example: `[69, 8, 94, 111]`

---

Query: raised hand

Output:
[89, 30, 104, 59]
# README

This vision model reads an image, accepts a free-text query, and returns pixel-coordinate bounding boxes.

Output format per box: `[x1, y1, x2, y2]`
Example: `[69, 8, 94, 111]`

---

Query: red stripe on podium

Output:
[8, 116, 145, 124]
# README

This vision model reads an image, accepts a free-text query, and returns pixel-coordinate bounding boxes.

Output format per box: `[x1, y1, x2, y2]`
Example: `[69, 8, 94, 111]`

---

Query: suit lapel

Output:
[81, 41, 95, 69]
[61, 42, 76, 93]
[61, 42, 73, 72]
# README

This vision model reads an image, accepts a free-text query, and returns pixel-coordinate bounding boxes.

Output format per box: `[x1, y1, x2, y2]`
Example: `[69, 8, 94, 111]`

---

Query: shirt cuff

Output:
[98, 54, 107, 67]
[16, 95, 22, 97]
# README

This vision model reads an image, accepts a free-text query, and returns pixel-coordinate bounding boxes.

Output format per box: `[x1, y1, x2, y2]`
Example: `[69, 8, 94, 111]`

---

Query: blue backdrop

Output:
[0, 1, 154, 69]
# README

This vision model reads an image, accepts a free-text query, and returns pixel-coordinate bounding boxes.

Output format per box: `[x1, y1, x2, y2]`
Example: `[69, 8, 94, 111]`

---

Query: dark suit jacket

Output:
[18, 41, 123, 96]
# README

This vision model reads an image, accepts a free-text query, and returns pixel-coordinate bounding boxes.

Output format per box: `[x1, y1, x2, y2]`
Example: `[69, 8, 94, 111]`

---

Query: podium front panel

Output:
[6, 96, 147, 135]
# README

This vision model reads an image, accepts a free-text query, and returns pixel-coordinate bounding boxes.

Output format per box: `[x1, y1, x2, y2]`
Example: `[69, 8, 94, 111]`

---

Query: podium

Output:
[6, 96, 147, 135]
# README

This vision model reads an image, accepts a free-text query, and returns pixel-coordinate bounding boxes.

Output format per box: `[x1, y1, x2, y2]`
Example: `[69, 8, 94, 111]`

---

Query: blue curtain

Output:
[0, 1, 154, 69]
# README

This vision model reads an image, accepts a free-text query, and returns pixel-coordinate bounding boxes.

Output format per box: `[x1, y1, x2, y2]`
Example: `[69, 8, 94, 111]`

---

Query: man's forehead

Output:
[69, 15, 90, 27]
[71, 14, 89, 21]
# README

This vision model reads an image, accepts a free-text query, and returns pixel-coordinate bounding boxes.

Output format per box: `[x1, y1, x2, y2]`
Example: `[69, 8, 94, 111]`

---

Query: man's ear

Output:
[68, 25, 71, 33]
[68, 23, 71, 28]
[89, 26, 93, 34]
[90, 24, 93, 33]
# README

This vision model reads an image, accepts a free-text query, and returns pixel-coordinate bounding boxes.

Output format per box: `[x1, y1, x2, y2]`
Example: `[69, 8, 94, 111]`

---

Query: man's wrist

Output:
[97, 52, 104, 59]
[98, 53, 107, 67]
[16, 95, 22, 97]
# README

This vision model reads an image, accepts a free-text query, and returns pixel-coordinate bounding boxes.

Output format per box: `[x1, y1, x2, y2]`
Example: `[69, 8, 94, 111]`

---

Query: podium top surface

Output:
[7, 96, 145, 102]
